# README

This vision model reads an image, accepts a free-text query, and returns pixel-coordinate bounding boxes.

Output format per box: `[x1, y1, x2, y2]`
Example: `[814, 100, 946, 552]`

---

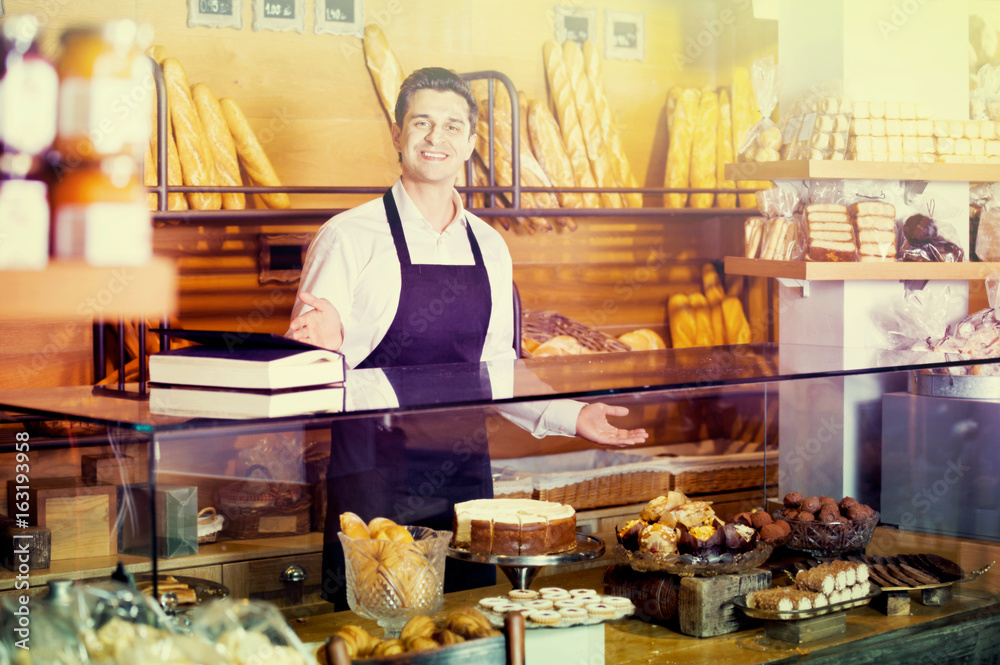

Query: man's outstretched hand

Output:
[576, 403, 648, 447]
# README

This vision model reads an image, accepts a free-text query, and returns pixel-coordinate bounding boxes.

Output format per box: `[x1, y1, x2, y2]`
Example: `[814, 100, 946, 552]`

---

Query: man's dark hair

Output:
[394, 67, 478, 136]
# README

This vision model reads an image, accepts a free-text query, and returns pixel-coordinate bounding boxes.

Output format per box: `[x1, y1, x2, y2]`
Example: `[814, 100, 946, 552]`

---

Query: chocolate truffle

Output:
[838, 496, 859, 511]
[801, 496, 822, 514]
[733, 512, 754, 527]
[783, 492, 803, 508]
[818, 509, 841, 523]
[797, 511, 815, 522]
[846, 503, 875, 522]
[760, 523, 786, 542]
[782, 509, 800, 520]
[750, 511, 773, 529]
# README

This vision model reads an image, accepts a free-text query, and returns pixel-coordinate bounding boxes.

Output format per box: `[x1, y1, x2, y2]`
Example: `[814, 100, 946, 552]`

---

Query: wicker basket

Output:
[521, 310, 631, 355]
[217, 481, 312, 539]
[196, 507, 224, 544]
[664, 453, 776, 496]
[492, 450, 674, 510]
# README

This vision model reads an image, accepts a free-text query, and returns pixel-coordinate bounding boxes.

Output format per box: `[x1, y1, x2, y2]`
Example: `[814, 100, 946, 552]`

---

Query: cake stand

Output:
[448, 533, 605, 590]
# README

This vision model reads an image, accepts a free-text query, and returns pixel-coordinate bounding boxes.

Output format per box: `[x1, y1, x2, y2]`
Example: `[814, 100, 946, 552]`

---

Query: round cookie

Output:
[584, 603, 616, 618]
[508, 589, 539, 601]
[523, 599, 554, 610]
[554, 598, 585, 609]
[558, 607, 588, 620]
[528, 610, 562, 626]
[477, 596, 508, 611]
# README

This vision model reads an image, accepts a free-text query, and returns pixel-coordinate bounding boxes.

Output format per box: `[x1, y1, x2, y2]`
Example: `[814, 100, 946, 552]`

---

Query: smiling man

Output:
[287, 68, 646, 607]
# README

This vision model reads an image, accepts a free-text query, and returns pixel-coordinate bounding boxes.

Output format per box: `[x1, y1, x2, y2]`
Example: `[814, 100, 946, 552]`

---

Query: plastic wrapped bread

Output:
[363, 23, 403, 123]
[582, 41, 641, 207]
[192, 83, 246, 210]
[690, 88, 719, 208]
[528, 99, 584, 210]
[664, 88, 698, 208]
[716, 89, 737, 208]
[542, 40, 601, 208]
[562, 40, 623, 208]
[668, 294, 697, 348]
[732, 67, 759, 208]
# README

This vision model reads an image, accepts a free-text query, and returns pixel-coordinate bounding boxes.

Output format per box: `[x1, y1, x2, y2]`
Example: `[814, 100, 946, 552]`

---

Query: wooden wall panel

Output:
[0, 320, 93, 389]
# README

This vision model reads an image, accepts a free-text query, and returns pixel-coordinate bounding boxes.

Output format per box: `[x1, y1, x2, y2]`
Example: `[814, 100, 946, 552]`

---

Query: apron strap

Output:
[382, 189, 411, 267]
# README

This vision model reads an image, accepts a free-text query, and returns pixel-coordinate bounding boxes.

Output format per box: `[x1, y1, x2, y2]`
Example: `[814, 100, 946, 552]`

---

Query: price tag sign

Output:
[187, 0, 243, 29]
[253, 0, 304, 32]
[553, 6, 596, 46]
[604, 10, 645, 61]
[315, 0, 364, 37]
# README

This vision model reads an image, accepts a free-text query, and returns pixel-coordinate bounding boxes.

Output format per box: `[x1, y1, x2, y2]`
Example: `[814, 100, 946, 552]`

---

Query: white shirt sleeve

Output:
[287, 221, 358, 347]
[486, 360, 583, 438]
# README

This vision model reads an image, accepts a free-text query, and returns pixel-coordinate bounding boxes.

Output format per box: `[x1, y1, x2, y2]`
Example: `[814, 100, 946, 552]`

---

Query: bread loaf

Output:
[192, 83, 245, 210]
[702, 264, 726, 346]
[690, 89, 719, 208]
[668, 294, 696, 348]
[722, 296, 751, 344]
[665, 88, 698, 208]
[162, 58, 221, 210]
[716, 89, 737, 208]
[220, 97, 291, 209]
[542, 40, 600, 208]
[147, 77, 187, 211]
[582, 41, 641, 207]
[146, 44, 168, 65]
[528, 100, 584, 210]
[562, 40, 623, 208]
[475, 119, 545, 232]
[363, 23, 403, 124]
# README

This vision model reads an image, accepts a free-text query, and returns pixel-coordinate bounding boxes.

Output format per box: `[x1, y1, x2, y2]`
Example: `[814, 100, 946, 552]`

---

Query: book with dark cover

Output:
[148, 330, 345, 390]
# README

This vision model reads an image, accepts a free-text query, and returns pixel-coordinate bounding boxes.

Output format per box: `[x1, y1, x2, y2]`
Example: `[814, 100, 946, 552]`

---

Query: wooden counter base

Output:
[292, 527, 1000, 665]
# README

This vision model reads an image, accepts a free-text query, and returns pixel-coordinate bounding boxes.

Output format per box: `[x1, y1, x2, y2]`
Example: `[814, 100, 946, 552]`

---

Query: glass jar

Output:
[52, 155, 151, 265]
[0, 179, 49, 269]
[55, 20, 153, 163]
[0, 15, 58, 177]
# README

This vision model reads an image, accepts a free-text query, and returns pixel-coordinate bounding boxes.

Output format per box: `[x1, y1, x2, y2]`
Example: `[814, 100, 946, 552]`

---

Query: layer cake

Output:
[451, 498, 576, 556]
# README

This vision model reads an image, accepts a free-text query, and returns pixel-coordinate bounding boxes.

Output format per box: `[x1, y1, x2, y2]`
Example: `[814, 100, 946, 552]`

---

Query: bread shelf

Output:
[1, 258, 177, 320]
[724, 257, 1000, 281]
[724, 159, 1000, 183]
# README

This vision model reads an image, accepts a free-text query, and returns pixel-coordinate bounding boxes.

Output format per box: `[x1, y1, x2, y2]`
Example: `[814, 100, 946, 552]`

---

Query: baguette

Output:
[689, 292, 714, 346]
[562, 40, 623, 208]
[146, 44, 168, 65]
[582, 40, 641, 207]
[192, 83, 245, 210]
[732, 68, 761, 208]
[162, 58, 220, 210]
[668, 294, 696, 348]
[716, 88, 737, 207]
[690, 88, 719, 208]
[363, 23, 403, 123]
[664, 88, 698, 208]
[220, 97, 291, 209]
[542, 40, 601, 208]
[702, 263, 727, 344]
[151, 74, 188, 211]
[722, 296, 751, 344]
[528, 100, 584, 210]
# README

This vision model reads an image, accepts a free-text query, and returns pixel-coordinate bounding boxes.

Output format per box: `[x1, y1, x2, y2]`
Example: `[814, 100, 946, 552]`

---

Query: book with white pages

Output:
[148, 330, 345, 390]
[149, 383, 346, 419]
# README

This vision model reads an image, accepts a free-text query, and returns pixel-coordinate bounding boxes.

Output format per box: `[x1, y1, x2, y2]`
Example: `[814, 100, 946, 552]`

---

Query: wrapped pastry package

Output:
[752, 183, 803, 261]
[733, 58, 776, 207]
[975, 182, 1000, 261]
[897, 183, 966, 262]
[190, 598, 313, 665]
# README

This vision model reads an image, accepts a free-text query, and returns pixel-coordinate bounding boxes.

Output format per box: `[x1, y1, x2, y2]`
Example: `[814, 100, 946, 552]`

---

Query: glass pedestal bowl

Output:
[339, 526, 451, 638]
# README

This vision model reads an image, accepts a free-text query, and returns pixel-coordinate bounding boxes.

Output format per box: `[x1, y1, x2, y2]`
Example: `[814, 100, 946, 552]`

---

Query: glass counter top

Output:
[0, 343, 996, 433]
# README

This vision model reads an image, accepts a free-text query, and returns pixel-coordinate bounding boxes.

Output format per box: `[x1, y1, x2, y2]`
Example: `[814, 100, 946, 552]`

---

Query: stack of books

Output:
[148, 330, 345, 419]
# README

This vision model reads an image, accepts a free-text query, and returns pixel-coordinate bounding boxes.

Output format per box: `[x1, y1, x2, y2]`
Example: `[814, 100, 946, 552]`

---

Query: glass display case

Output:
[0, 343, 996, 614]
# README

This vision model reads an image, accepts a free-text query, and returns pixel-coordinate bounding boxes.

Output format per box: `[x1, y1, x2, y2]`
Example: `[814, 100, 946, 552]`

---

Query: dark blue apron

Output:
[322, 188, 496, 608]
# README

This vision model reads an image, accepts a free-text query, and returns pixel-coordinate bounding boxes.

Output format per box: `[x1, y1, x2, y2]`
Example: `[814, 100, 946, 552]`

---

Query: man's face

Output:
[392, 89, 476, 186]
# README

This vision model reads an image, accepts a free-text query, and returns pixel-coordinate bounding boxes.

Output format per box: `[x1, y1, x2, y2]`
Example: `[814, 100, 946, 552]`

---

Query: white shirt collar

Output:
[391, 178, 468, 233]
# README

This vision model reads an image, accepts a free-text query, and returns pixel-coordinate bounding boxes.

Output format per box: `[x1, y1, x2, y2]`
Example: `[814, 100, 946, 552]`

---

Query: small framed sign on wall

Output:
[187, 0, 243, 30]
[315, 0, 364, 37]
[253, 0, 305, 32]
[604, 9, 645, 61]
[554, 5, 596, 44]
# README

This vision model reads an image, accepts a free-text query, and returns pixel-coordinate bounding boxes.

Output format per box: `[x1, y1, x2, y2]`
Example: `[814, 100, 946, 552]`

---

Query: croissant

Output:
[371, 638, 405, 657]
[331, 625, 376, 658]
[400, 614, 436, 642]
[445, 607, 495, 639]
[404, 636, 439, 653]
[432, 629, 465, 646]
